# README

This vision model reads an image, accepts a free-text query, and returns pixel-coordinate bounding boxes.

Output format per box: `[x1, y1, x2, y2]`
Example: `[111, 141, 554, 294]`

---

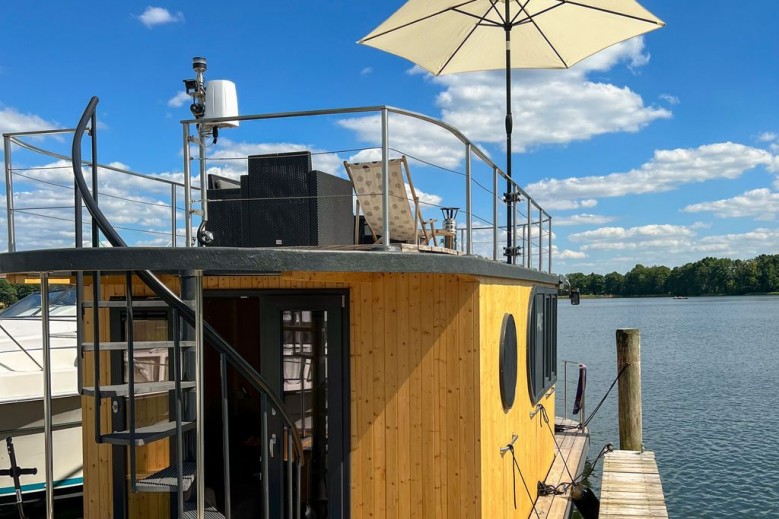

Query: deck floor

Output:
[600, 450, 668, 518]
[278, 243, 462, 255]
[534, 418, 590, 519]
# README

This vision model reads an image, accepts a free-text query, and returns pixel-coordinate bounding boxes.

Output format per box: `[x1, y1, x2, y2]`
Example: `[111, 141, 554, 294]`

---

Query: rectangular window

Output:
[527, 287, 557, 403]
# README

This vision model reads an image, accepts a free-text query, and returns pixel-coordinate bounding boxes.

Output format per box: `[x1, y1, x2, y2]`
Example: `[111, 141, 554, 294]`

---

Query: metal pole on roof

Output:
[465, 143, 472, 255]
[548, 216, 553, 273]
[171, 184, 177, 247]
[381, 108, 391, 245]
[3, 135, 15, 252]
[194, 270, 205, 519]
[493, 166, 499, 261]
[40, 273, 54, 518]
[538, 206, 543, 270]
[527, 198, 532, 269]
[183, 123, 193, 247]
[504, 0, 514, 264]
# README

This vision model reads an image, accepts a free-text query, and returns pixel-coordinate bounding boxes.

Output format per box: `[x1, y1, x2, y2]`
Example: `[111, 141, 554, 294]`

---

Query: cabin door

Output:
[259, 293, 349, 519]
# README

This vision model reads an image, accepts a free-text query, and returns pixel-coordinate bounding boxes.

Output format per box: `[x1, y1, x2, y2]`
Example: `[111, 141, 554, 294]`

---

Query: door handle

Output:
[269, 434, 277, 458]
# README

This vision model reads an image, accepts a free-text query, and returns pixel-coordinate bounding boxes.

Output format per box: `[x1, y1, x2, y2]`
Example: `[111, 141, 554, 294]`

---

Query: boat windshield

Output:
[0, 288, 77, 318]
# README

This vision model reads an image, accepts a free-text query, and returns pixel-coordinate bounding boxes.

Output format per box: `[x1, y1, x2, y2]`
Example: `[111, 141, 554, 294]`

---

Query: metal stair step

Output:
[81, 299, 194, 309]
[182, 503, 225, 519]
[102, 420, 195, 446]
[136, 461, 196, 493]
[81, 340, 196, 351]
[82, 380, 195, 397]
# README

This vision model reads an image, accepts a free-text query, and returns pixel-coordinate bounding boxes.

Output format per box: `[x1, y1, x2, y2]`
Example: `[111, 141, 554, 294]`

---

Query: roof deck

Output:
[3, 105, 554, 278]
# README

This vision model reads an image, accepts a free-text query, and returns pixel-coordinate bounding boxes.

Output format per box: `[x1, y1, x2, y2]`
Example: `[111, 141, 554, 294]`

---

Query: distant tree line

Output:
[0, 280, 41, 308]
[566, 254, 779, 297]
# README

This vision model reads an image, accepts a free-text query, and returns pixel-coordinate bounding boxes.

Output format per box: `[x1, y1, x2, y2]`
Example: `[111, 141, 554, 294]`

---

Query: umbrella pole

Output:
[504, 0, 514, 264]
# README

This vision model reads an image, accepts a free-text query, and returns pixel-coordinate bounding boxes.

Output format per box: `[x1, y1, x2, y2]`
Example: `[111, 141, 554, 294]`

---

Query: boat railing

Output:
[4, 105, 553, 273]
[182, 105, 553, 272]
[561, 359, 586, 428]
[3, 129, 193, 252]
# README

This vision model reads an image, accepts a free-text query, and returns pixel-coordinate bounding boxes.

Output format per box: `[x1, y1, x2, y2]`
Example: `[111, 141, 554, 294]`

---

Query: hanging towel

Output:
[573, 363, 587, 415]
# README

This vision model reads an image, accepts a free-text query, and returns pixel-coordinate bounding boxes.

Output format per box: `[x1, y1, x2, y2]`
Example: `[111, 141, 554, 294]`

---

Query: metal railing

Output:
[4, 105, 553, 273]
[181, 105, 553, 272]
[561, 359, 586, 428]
[3, 129, 195, 252]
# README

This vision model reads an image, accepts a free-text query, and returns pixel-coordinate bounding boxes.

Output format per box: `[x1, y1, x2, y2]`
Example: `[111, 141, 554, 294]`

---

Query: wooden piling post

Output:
[616, 328, 642, 451]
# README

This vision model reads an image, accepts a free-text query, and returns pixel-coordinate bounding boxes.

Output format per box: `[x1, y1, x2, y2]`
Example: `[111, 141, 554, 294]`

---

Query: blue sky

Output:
[1, 1, 777, 274]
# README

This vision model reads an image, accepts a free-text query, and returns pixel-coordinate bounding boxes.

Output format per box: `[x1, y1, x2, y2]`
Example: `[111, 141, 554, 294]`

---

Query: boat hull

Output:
[0, 395, 83, 500]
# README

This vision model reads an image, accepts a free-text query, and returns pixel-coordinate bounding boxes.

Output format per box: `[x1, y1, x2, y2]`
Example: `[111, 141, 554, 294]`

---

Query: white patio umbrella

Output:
[360, 0, 664, 259]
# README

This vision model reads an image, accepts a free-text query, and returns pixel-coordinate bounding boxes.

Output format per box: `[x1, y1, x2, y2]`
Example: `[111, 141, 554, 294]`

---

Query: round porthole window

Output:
[499, 313, 518, 411]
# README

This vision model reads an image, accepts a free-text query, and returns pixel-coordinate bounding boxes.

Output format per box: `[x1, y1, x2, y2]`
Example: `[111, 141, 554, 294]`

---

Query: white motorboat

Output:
[0, 287, 82, 503]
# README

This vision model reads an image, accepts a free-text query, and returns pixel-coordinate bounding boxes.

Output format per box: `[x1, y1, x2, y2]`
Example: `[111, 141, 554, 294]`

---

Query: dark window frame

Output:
[526, 287, 558, 404]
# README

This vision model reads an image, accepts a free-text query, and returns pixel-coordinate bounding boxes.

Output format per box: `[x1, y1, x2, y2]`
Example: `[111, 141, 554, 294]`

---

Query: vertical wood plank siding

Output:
[478, 280, 556, 519]
[82, 272, 554, 519]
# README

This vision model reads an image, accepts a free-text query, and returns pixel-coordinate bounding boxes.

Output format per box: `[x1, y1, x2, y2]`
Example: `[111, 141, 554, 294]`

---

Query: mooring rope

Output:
[535, 403, 615, 496]
[506, 443, 541, 518]
[583, 362, 630, 428]
[539, 405, 576, 482]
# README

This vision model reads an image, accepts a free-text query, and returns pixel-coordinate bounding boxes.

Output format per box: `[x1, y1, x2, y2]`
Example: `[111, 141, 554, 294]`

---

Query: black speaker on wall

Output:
[206, 151, 353, 247]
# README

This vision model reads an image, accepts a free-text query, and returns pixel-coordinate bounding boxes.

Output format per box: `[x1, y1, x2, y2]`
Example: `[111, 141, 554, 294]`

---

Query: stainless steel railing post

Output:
[221, 353, 232, 519]
[538, 206, 543, 269]
[40, 273, 54, 518]
[380, 108, 391, 245]
[465, 143, 472, 255]
[287, 428, 293, 519]
[563, 360, 570, 421]
[548, 215, 553, 273]
[493, 166, 499, 261]
[4, 135, 16, 252]
[183, 123, 193, 247]
[512, 183, 518, 265]
[261, 394, 271, 519]
[526, 198, 532, 269]
[171, 183, 178, 247]
[194, 270, 205, 519]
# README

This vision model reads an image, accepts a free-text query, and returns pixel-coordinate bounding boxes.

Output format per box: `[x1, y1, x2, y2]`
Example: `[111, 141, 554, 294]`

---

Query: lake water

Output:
[557, 296, 779, 518]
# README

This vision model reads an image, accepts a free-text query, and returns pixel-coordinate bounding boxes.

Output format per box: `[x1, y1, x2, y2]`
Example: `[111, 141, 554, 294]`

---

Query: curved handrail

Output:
[71, 96, 304, 461]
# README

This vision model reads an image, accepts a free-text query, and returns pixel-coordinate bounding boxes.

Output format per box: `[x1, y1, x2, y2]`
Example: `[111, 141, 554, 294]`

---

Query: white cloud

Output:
[554, 214, 616, 227]
[758, 132, 777, 142]
[0, 107, 59, 135]
[360, 67, 373, 76]
[660, 94, 680, 105]
[556, 248, 587, 260]
[528, 142, 779, 207]
[570, 224, 696, 250]
[337, 113, 465, 169]
[167, 91, 191, 108]
[411, 184, 442, 209]
[683, 188, 779, 221]
[693, 228, 779, 256]
[137, 7, 184, 28]
[429, 38, 671, 152]
[556, 222, 779, 273]
[207, 138, 345, 178]
[541, 198, 599, 211]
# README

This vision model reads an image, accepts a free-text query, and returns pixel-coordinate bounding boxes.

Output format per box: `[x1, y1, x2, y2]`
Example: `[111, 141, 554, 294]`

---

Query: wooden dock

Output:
[600, 450, 668, 518]
[534, 418, 589, 518]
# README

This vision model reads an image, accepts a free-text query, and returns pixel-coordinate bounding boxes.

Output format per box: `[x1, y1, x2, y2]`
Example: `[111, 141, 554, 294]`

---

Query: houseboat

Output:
[0, 60, 588, 518]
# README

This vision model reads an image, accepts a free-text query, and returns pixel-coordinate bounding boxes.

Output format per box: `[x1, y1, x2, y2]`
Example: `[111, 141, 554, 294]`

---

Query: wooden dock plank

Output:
[534, 418, 590, 519]
[600, 450, 668, 519]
